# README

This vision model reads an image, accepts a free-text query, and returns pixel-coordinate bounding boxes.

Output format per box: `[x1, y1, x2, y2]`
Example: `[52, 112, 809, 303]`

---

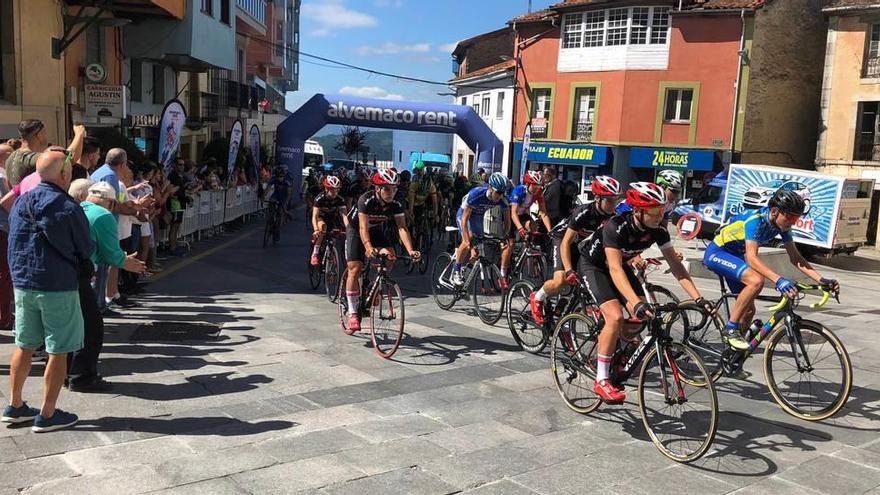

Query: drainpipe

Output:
[729, 9, 747, 165]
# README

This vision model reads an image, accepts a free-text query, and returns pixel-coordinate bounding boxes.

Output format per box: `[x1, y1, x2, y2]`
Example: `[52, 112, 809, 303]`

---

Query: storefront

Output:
[513, 141, 612, 194]
[627, 147, 719, 198]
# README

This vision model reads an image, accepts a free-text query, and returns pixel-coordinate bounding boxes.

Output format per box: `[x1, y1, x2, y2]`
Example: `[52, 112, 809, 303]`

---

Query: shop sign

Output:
[131, 114, 160, 127]
[629, 147, 715, 171]
[513, 142, 609, 166]
[84, 84, 124, 118]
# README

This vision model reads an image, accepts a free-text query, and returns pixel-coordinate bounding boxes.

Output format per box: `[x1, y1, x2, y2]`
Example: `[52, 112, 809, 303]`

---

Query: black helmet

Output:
[768, 189, 805, 216]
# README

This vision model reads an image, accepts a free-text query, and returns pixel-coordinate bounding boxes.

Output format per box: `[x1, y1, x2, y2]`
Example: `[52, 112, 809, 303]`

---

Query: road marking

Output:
[150, 228, 257, 282]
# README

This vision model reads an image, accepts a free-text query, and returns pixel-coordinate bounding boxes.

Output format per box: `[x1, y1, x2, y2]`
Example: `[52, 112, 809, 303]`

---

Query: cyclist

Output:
[580, 182, 712, 403]
[529, 176, 621, 325]
[703, 189, 839, 350]
[265, 166, 292, 241]
[502, 170, 553, 287]
[616, 169, 683, 220]
[451, 172, 511, 287]
[303, 167, 322, 209]
[344, 169, 420, 331]
[310, 175, 349, 266]
[407, 161, 439, 231]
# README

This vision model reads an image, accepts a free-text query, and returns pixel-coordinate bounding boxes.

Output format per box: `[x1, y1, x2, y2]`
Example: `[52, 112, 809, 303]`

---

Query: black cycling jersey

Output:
[550, 202, 612, 241]
[313, 193, 346, 217]
[580, 211, 672, 266]
[348, 190, 405, 229]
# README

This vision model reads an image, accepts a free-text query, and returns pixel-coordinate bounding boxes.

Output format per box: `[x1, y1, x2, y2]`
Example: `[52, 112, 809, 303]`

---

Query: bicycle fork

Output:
[657, 341, 688, 406]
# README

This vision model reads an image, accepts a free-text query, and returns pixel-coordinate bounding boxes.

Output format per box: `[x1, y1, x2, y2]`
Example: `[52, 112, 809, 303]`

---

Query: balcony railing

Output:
[237, 0, 266, 27]
[865, 57, 880, 78]
[201, 92, 219, 122]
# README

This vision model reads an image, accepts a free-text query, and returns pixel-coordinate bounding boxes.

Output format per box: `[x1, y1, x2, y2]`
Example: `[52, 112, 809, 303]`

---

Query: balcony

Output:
[200, 92, 219, 122]
[237, 0, 267, 28]
[865, 57, 880, 78]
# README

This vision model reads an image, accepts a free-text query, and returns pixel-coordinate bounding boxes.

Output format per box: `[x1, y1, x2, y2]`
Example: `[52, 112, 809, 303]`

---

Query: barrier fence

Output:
[156, 186, 264, 246]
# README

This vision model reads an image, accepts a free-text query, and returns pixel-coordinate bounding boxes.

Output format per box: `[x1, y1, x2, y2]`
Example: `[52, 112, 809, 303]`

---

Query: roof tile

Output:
[449, 59, 516, 83]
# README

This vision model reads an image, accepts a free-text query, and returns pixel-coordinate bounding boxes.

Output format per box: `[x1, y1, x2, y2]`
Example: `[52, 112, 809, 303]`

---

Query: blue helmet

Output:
[322, 163, 334, 172]
[488, 172, 508, 193]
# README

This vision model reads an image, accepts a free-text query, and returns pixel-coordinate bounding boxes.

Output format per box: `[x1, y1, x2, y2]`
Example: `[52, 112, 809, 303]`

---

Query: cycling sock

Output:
[597, 354, 612, 382]
[725, 320, 741, 333]
[534, 288, 547, 302]
[346, 291, 359, 316]
[453, 263, 461, 273]
[312, 244, 320, 256]
[500, 266, 509, 277]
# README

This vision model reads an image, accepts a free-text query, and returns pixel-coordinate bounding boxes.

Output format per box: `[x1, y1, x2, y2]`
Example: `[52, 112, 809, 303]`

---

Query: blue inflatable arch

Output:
[275, 93, 504, 201]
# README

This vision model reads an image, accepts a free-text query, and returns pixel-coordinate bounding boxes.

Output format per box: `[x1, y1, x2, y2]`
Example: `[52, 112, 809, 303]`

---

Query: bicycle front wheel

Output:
[764, 320, 852, 421]
[506, 279, 546, 353]
[638, 343, 718, 463]
[472, 262, 505, 326]
[550, 313, 602, 414]
[370, 279, 405, 359]
[324, 244, 340, 303]
[430, 252, 456, 310]
[337, 270, 357, 336]
[308, 247, 322, 290]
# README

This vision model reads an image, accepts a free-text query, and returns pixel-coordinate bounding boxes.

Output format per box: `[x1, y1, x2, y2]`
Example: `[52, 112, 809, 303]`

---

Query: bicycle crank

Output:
[720, 349, 750, 379]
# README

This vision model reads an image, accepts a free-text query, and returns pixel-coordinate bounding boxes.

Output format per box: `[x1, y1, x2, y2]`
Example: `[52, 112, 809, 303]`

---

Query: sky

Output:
[286, 0, 555, 134]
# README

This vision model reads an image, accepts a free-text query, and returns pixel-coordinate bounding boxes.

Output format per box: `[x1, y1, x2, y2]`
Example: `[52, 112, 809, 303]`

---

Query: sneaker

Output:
[111, 296, 138, 309]
[310, 254, 320, 266]
[594, 379, 626, 404]
[101, 307, 122, 318]
[529, 291, 545, 326]
[32, 409, 78, 433]
[723, 329, 750, 351]
[451, 271, 464, 287]
[1, 402, 40, 424]
[348, 314, 361, 332]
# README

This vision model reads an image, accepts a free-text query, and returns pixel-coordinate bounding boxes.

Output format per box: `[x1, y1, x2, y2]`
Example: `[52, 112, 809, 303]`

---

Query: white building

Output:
[391, 130, 453, 170]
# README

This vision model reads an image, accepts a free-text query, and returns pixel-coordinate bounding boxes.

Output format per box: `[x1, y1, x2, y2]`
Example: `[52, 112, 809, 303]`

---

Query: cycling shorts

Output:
[551, 237, 579, 273]
[345, 226, 391, 263]
[703, 241, 748, 294]
[576, 263, 644, 306]
[456, 209, 484, 238]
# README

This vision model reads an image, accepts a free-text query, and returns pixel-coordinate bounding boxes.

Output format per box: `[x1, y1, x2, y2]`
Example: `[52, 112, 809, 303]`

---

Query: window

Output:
[473, 100, 480, 116]
[130, 59, 142, 102]
[0, 0, 14, 102]
[201, 0, 213, 16]
[276, 22, 284, 56]
[220, 0, 230, 24]
[85, 23, 104, 65]
[399, 150, 403, 162]
[481, 94, 490, 117]
[865, 25, 880, 77]
[664, 88, 693, 123]
[152, 64, 165, 104]
[496, 91, 505, 119]
[531, 88, 552, 138]
[561, 7, 670, 49]
[238, 49, 244, 82]
[461, 96, 467, 106]
[855, 101, 880, 161]
[571, 87, 596, 141]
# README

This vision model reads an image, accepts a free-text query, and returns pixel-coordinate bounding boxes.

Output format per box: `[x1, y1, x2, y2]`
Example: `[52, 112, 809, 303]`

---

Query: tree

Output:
[334, 126, 369, 160]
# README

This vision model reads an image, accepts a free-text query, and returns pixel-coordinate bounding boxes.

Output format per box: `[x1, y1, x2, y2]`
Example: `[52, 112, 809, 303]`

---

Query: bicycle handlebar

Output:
[767, 283, 839, 312]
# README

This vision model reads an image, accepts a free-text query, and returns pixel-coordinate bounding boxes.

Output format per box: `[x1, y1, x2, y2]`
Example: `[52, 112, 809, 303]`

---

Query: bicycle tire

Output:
[337, 270, 358, 336]
[638, 343, 718, 463]
[472, 262, 505, 326]
[262, 205, 274, 249]
[550, 312, 602, 414]
[324, 243, 340, 303]
[308, 247, 322, 290]
[764, 320, 852, 421]
[506, 280, 546, 353]
[370, 279, 405, 359]
[431, 252, 457, 310]
[406, 233, 418, 275]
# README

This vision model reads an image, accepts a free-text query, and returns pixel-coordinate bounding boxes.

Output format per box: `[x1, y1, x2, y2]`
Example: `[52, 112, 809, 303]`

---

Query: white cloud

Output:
[438, 42, 459, 53]
[302, 1, 378, 37]
[356, 42, 431, 56]
[339, 86, 405, 101]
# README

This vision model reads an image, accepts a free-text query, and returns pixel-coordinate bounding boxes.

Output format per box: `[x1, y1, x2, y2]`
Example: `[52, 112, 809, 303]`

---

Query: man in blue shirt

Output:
[451, 172, 510, 287]
[2, 148, 95, 432]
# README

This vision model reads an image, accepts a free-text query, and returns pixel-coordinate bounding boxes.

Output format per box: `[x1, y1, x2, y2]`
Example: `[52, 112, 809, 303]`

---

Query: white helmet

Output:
[657, 170, 684, 192]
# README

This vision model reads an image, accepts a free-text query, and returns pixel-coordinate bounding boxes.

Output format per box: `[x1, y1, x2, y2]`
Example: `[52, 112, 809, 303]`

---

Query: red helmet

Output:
[591, 176, 620, 197]
[626, 182, 666, 209]
[372, 169, 399, 186]
[523, 170, 544, 187]
[324, 175, 341, 190]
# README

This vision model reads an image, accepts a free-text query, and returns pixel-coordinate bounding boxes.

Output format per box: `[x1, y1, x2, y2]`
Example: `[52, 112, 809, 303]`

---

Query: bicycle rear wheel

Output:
[324, 244, 340, 303]
[638, 343, 718, 463]
[308, 245, 322, 291]
[472, 262, 504, 326]
[764, 320, 852, 421]
[506, 280, 546, 353]
[430, 252, 456, 310]
[550, 313, 602, 414]
[370, 279, 405, 359]
[337, 270, 358, 336]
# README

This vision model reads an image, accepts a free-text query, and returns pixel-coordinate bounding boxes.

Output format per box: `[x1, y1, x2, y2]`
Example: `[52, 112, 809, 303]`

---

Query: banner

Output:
[520, 123, 531, 179]
[158, 99, 186, 175]
[249, 124, 261, 174]
[227, 119, 243, 184]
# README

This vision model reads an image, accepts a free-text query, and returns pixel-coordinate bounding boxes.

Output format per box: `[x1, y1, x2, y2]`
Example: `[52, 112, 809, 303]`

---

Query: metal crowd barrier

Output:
[155, 186, 264, 248]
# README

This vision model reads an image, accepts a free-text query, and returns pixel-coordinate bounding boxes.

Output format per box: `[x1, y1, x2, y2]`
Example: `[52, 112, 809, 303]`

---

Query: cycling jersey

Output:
[550, 202, 612, 241]
[395, 184, 410, 209]
[509, 184, 544, 216]
[456, 186, 509, 238]
[313, 193, 345, 219]
[711, 207, 793, 255]
[580, 212, 672, 266]
[408, 174, 436, 207]
[268, 177, 291, 203]
[347, 191, 405, 230]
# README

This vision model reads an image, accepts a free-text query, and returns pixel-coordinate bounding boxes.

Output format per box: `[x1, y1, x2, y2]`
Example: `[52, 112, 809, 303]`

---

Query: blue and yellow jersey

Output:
[712, 207, 793, 255]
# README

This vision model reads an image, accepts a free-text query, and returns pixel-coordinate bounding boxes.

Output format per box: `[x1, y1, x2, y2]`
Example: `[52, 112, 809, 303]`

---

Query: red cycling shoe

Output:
[348, 314, 361, 331]
[529, 291, 545, 326]
[594, 379, 626, 404]
[310, 254, 320, 266]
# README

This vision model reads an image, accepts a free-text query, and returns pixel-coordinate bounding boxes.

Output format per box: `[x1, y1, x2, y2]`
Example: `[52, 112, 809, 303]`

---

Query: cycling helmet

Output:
[412, 160, 425, 171]
[372, 168, 399, 186]
[523, 170, 544, 187]
[591, 176, 621, 197]
[400, 170, 412, 182]
[626, 182, 666, 209]
[656, 170, 684, 192]
[768, 188, 806, 216]
[323, 175, 341, 190]
[488, 172, 508, 193]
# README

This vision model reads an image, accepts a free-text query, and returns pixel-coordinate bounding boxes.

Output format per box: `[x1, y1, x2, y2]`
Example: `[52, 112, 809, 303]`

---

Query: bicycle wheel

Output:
[337, 270, 358, 336]
[550, 313, 602, 414]
[506, 280, 546, 354]
[764, 320, 852, 421]
[324, 244, 340, 303]
[370, 279, 405, 359]
[638, 342, 718, 463]
[430, 252, 456, 310]
[472, 262, 505, 326]
[417, 226, 431, 274]
[262, 205, 274, 249]
[308, 246, 322, 291]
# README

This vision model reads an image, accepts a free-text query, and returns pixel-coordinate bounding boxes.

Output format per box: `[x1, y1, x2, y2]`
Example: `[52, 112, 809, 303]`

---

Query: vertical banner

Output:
[158, 99, 186, 175]
[227, 119, 243, 184]
[249, 124, 261, 171]
[520, 123, 531, 181]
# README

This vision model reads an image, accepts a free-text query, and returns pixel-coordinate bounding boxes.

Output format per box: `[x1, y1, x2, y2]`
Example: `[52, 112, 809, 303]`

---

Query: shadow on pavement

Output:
[389, 333, 524, 367]
[77, 416, 296, 436]
[89, 372, 273, 401]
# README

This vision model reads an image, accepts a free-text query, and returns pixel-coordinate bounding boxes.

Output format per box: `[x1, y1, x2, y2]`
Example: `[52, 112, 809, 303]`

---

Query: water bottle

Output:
[746, 319, 763, 341]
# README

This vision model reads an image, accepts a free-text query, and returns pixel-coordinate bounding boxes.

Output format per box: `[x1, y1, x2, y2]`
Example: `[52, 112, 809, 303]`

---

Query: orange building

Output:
[507, 0, 830, 195]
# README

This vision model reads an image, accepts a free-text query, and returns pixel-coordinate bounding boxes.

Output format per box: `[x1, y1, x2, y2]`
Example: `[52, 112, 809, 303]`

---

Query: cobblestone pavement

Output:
[1, 216, 879, 494]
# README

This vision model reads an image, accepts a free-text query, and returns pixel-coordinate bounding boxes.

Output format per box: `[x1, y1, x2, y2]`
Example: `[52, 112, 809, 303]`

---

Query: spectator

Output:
[72, 182, 145, 392]
[7, 120, 85, 187]
[110, 167, 138, 304]
[0, 144, 12, 329]
[72, 137, 101, 180]
[130, 164, 157, 273]
[542, 166, 563, 226]
[166, 159, 187, 256]
[0, 143, 12, 189]
[3, 148, 95, 432]
[6, 139, 21, 150]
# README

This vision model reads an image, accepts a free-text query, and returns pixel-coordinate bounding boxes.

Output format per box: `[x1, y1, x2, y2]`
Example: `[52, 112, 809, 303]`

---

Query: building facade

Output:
[391, 130, 453, 171]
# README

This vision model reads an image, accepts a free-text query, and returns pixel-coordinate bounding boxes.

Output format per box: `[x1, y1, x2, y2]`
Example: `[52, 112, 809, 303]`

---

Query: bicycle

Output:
[681, 281, 852, 421]
[307, 228, 345, 302]
[407, 207, 434, 275]
[509, 231, 548, 285]
[262, 200, 282, 248]
[430, 230, 507, 326]
[337, 253, 408, 359]
[548, 262, 718, 463]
